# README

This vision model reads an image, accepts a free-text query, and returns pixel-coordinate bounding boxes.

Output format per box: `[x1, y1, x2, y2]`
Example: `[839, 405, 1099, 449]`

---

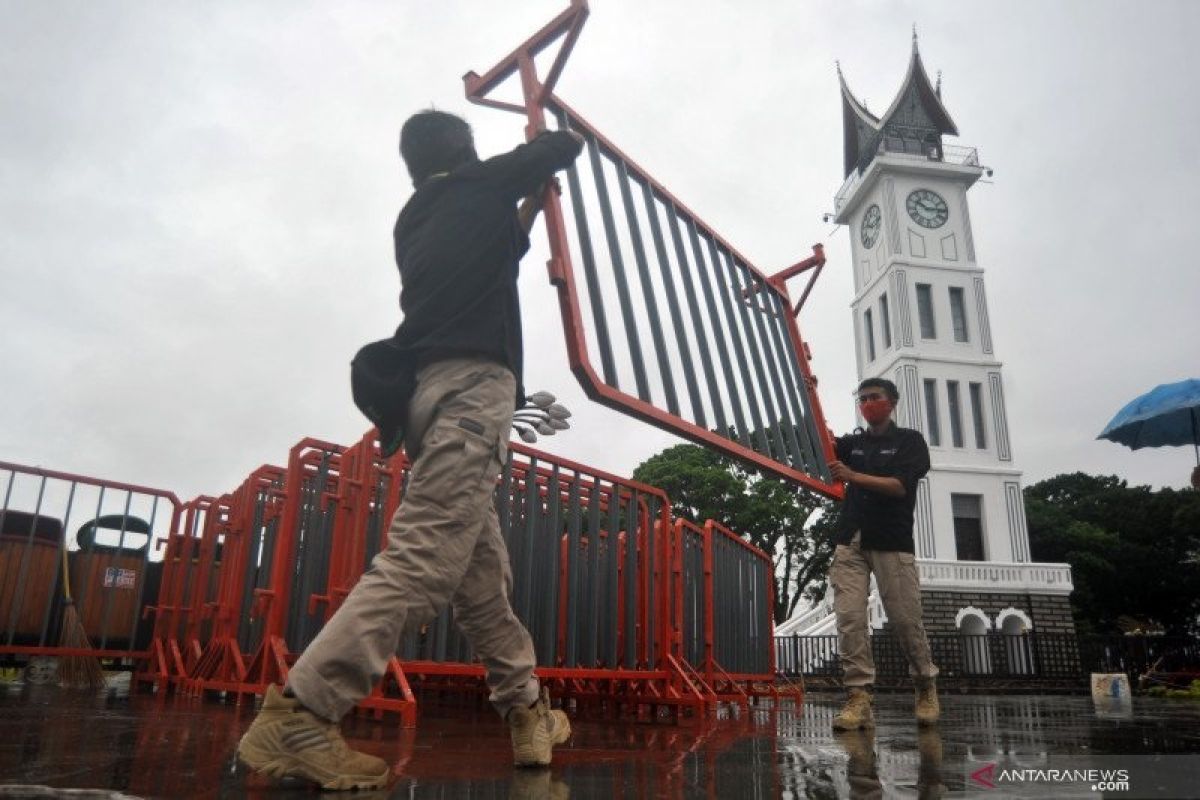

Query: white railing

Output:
[775, 597, 832, 636]
[777, 586, 886, 640]
[776, 558, 1073, 665]
[918, 559, 1074, 594]
[834, 141, 981, 212]
[867, 588, 887, 629]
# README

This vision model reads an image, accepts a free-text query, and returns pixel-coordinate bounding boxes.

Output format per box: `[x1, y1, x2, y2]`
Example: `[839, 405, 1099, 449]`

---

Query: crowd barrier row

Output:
[0, 431, 794, 723]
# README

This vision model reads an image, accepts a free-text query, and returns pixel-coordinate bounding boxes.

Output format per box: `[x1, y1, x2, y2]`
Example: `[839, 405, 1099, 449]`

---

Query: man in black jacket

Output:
[827, 377, 940, 730]
[237, 111, 584, 790]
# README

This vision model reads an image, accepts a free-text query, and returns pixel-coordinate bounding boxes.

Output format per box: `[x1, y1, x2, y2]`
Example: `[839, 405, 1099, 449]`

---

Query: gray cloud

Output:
[2, 0, 1197, 502]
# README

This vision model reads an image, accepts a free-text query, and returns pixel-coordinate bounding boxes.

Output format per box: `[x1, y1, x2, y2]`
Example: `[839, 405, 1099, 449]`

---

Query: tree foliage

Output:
[632, 444, 837, 623]
[1025, 472, 1200, 635]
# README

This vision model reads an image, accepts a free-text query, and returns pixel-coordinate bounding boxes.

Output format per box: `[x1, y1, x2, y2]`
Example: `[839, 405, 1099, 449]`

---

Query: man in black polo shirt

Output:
[827, 377, 939, 729]
[237, 111, 585, 789]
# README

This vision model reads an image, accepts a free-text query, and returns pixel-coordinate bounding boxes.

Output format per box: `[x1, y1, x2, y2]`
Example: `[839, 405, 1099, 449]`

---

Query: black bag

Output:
[350, 338, 416, 458]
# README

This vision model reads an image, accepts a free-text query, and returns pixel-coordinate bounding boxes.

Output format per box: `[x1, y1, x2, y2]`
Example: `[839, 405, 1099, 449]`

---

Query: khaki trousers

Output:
[287, 357, 540, 722]
[830, 532, 939, 687]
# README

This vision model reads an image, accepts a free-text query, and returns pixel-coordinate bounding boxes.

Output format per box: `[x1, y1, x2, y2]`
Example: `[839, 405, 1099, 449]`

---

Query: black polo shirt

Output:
[833, 423, 931, 553]
[391, 130, 584, 406]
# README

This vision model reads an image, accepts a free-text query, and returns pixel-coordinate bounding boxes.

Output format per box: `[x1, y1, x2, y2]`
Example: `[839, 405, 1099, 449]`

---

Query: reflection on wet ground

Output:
[2, 679, 1199, 799]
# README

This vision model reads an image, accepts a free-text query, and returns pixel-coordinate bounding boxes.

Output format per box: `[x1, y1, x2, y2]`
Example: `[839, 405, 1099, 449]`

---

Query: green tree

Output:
[1025, 472, 1200, 635]
[632, 443, 837, 623]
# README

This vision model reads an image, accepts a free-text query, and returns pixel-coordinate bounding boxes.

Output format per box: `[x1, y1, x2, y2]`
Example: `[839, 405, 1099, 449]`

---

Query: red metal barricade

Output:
[463, 0, 841, 499]
[125, 426, 799, 722]
[670, 519, 791, 706]
[0, 461, 180, 668]
[181, 466, 285, 697]
[139, 495, 216, 689]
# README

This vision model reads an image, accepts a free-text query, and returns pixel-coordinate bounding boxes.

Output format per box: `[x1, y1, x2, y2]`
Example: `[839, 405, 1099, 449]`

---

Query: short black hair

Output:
[857, 377, 899, 402]
[399, 110, 476, 186]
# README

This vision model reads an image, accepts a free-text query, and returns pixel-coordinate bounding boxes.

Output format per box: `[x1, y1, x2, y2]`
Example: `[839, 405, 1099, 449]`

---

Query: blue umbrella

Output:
[1098, 379, 1200, 465]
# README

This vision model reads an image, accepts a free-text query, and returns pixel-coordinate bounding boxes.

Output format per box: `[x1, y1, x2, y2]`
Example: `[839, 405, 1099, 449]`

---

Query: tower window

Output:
[916, 283, 937, 339]
[969, 382, 987, 449]
[952, 494, 985, 561]
[880, 292, 892, 348]
[949, 286, 969, 342]
[864, 309, 876, 362]
[923, 378, 941, 446]
[947, 380, 964, 448]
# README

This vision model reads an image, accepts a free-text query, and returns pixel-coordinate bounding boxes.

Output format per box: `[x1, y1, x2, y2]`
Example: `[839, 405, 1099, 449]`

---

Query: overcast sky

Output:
[3, 0, 1198, 502]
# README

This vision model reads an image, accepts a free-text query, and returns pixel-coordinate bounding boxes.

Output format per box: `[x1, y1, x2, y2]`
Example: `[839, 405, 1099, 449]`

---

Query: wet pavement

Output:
[2, 677, 1200, 799]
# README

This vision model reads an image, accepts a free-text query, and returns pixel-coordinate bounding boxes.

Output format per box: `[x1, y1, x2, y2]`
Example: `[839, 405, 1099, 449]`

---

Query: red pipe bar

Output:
[461, 4, 842, 499]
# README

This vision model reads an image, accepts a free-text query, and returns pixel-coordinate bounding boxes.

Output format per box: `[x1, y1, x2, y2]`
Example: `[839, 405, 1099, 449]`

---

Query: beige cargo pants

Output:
[830, 532, 939, 687]
[287, 357, 540, 722]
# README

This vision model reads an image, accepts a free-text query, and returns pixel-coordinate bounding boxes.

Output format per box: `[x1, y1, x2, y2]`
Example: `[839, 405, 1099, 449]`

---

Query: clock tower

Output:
[811, 33, 1077, 648]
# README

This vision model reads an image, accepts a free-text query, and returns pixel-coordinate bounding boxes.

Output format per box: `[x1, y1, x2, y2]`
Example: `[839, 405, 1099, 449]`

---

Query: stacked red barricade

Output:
[0, 430, 790, 723]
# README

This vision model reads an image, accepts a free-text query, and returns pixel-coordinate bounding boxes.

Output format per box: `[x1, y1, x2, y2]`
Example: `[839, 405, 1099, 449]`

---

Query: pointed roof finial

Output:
[935, 69, 943, 98]
[912, 23, 919, 53]
[835, 59, 842, 76]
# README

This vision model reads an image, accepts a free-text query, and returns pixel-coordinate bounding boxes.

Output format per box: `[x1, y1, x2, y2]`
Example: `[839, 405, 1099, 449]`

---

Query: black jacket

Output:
[833, 423, 931, 553]
[392, 130, 584, 405]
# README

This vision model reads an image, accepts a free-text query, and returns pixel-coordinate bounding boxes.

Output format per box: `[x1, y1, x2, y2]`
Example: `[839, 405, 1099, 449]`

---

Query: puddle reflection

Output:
[2, 682, 1200, 799]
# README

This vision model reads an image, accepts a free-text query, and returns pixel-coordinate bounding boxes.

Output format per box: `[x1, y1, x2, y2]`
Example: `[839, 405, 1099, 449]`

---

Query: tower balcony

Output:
[777, 558, 1074, 639]
[834, 141, 982, 218]
[918, 558, 1074, 595]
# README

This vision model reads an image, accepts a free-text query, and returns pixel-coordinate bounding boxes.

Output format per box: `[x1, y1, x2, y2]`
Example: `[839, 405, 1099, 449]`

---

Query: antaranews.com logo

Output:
[971, 763, 1131, 793]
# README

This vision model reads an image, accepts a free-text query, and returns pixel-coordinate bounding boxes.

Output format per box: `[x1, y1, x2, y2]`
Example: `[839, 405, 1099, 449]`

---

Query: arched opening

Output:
[999, 610, 1034, 675]
[957, 608, 993, 674]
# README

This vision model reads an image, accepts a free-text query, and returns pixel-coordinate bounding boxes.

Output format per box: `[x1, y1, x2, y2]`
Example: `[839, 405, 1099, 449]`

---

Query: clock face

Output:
[906, 189, 949, 229]
[860, 204, 882, 249]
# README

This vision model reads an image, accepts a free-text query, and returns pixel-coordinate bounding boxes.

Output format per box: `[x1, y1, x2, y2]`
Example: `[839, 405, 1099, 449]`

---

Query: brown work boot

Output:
[236, 684, 391, 790]
[509, 768, 571, 799]
[508, 687, 572, 767]
[832, 686, 875, 730]
[917, 726, 947, 798]
[915, 676, 940, 726]
[833, 729, 881, 800]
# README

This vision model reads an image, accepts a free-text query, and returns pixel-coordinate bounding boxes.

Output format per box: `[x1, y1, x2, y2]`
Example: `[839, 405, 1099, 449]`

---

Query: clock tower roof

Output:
[838, 35, 959, 178]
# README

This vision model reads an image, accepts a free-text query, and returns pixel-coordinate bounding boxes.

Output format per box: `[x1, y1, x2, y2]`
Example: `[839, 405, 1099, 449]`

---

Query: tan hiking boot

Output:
[509, 768, 571, 799]
[915, 677, 940, 726]
[236, 684, 390, 790]
[917, 726, 946, 798]
[832, 686, 874, 730]
[833, 729, 881, 799]
[508, 687, 571, 767]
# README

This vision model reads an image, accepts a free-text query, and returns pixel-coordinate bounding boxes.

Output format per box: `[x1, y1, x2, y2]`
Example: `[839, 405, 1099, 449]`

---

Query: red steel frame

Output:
[0, 460, 181, 663]
[172, 492, 242, 695]
[128, 426, 799, 721]
[463, 0, 842, 500]
[240, 440, 344, 692]
[136, 439, 418, 723]
[669, 519, 797, 707]
[393, 443, 704, 719]
[181, 466, 284, 697]
[701, 520, 796, 703]
[509, 441, 673, 672]
[139, 494, 215, 690]
[306, 431, 416, 723]
[133, 432, 739, 721]
[308, 430, 408, 621]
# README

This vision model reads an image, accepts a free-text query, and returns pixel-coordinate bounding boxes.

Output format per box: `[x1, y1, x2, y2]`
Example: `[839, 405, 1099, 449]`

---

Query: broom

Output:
[55, 543, 106, 689]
